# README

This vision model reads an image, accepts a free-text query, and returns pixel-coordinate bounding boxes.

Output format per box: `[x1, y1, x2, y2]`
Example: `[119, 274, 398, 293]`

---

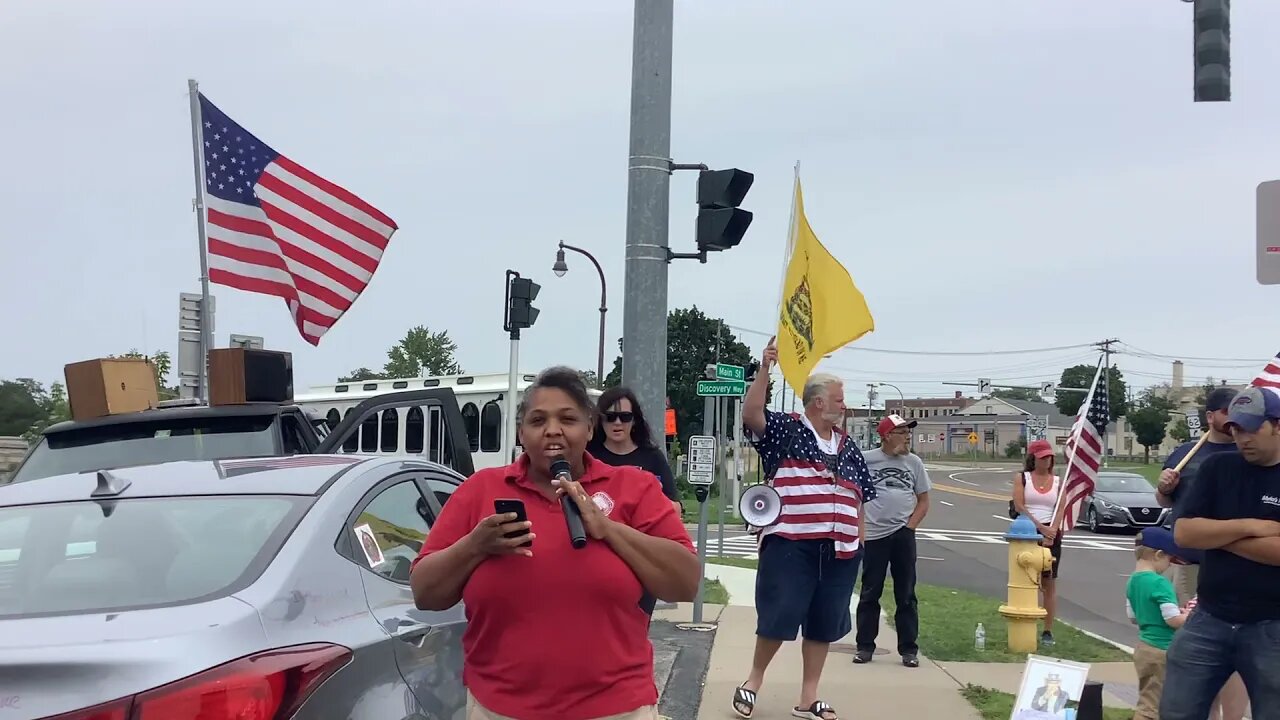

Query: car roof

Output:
[39, 403, 297, 436]
[0, 455, 457, 506]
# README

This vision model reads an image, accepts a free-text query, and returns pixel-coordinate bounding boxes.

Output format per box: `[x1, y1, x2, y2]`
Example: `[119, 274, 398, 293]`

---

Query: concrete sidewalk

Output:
[657, 563, 983, 719]
[659, 563, 1154, 718]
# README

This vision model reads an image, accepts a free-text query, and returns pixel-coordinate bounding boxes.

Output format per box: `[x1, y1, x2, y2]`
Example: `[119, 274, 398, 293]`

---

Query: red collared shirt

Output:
[414, 452, 694, 720]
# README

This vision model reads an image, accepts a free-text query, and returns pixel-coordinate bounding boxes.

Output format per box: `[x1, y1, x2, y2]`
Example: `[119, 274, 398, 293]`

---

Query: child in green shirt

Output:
[1125, 527, 1191, 720]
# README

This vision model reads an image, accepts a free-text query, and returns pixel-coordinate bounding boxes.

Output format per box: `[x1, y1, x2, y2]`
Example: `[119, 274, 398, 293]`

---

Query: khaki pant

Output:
[466, 691, 659, 720]
[1134, 640, 1168, 720]
[1173, 563, 1199, 607]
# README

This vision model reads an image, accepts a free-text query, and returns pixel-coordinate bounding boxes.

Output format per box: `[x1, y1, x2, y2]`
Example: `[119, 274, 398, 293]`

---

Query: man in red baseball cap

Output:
[854, 414, 931, 667]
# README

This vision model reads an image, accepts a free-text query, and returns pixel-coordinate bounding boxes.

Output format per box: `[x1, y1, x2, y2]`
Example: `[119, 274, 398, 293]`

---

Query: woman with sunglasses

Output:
[589, 386, 681, 515]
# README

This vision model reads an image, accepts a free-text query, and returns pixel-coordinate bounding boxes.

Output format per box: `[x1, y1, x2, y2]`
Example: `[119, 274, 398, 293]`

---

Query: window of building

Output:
[360, 413, 379, 452]
[380, 408, 399, 453]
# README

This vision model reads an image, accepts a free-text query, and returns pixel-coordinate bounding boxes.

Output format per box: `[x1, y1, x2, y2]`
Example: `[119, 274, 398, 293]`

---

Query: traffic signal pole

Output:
[621, 0, 674, 448]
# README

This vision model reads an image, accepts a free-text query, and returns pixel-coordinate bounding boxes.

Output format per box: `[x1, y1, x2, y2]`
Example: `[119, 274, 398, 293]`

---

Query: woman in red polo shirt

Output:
[410, 366, 700, 720]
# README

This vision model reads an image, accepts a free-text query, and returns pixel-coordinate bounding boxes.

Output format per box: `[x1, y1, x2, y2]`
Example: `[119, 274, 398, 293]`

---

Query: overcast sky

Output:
[2, 1, 1277, 404]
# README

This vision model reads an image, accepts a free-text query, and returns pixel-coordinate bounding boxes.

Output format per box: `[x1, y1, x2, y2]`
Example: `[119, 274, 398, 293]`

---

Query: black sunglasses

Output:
[604, 411, 635, 423]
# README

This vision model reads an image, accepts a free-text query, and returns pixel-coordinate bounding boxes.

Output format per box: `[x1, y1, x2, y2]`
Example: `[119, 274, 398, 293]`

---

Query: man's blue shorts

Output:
[755, 535, 861, 643]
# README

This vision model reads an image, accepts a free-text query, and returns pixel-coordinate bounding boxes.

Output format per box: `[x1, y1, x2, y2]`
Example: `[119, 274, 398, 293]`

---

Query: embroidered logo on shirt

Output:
[592, 491, 616, 516]
[1262, 494, 1280, 507]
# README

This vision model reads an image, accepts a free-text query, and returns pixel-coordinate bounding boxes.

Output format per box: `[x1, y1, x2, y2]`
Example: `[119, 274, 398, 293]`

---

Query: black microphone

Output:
[550, 455, 588, 549]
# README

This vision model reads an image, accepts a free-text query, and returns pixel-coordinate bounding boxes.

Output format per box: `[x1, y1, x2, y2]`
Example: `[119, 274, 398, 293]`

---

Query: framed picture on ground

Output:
[1011, 655, 1091, 720]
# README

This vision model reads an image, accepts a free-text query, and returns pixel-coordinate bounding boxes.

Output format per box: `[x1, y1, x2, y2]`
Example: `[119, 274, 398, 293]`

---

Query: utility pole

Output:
[621, 0, 674, 446]
[1096, 338, 1118, 468]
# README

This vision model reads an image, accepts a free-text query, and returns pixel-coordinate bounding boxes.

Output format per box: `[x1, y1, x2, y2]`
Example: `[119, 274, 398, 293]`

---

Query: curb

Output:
[1058, 619, 1135, 655]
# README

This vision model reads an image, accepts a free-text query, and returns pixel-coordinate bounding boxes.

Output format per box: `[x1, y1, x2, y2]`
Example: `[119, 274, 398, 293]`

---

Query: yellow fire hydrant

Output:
[998, 515, 1056, 653]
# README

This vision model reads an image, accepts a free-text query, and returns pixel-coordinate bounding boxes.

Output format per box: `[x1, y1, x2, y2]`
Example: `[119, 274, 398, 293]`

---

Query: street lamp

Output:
[551, 240, 607, 388]
[871, 382, 905, 413]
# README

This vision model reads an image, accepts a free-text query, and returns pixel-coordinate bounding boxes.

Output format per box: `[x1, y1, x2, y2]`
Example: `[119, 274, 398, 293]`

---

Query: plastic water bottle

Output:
[974, 623, 986, 651]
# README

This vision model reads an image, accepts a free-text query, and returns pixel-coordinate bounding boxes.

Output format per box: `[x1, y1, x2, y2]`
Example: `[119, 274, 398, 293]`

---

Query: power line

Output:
[723, 324, 1097, 356]
[1116, 342, 1274, 366]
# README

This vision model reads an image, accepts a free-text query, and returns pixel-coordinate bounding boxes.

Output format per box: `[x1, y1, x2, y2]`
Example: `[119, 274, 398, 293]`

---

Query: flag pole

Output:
[774, 161, 800, 318]
[187, 78, 214, 403]
[1051, 355, 1104, 526]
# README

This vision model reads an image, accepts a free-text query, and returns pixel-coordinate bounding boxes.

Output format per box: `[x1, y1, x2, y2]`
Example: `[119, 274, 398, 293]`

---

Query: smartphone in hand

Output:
[494, 498, 532, 547]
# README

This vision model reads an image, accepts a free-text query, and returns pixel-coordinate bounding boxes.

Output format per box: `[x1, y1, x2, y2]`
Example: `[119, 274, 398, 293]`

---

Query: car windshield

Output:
[0, 495, 309, 618]
[1095, 474, 1149, 493]
[10, 414, 280, 483]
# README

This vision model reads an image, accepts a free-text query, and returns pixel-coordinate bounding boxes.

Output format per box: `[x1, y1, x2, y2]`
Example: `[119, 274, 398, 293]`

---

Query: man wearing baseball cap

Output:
[853, 414, 931, 667]
[1156, 386, 1238, 605]
[1160, 385, 1280, 719]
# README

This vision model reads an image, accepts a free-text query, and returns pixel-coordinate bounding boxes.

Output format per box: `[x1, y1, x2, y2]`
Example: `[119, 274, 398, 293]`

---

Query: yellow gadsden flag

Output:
[776, 174, 875, 395]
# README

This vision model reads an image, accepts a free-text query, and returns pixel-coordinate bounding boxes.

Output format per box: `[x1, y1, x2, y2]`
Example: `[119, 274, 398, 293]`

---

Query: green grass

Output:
[960, 685, 1133, 720]
[1110, 463, 1162, 486]
[703, 578, 729, 605]
[706, 557, 1130, 664]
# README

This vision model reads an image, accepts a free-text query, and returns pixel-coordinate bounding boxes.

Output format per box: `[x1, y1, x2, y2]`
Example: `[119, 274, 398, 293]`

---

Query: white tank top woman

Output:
[1023, 471, 1061, 526]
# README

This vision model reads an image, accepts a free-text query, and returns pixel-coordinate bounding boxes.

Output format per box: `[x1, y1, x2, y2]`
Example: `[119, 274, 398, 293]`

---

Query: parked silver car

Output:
[1076, 470, 1169, 533]
[0, 454, 468, 720]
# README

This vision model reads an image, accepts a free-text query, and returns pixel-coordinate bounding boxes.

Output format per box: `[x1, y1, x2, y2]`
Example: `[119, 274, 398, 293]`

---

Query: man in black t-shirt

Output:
[1156, 387, 1238, 604]
[1161, 385, 1280, 719]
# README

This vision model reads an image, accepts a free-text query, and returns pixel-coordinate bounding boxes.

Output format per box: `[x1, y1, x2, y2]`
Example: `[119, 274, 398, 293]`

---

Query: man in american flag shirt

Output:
[730, 338, 875, 720]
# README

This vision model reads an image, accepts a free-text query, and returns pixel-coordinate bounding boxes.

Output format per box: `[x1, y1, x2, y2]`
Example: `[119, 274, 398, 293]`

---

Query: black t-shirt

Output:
[1162, 439, 1238, 528]
[588, 444, 679, 502]
[1180, 450, 1280, 623]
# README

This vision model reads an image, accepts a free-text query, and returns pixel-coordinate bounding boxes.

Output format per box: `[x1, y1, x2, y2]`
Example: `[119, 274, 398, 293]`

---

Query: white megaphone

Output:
[739, 484, 782, 529]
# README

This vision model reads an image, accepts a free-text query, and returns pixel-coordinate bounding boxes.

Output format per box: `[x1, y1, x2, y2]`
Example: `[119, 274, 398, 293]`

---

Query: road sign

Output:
[1186, 411, 1203, 440]
[716, 363, 745, 381]
[697, 379, 745, 396]
[1040, 381, 1056, 396]
[1026, 415, 1048, 442]
[1258, 180, 1280, 285]
[977, 378, 992, 394]
[687, 435, 717, 485]
[967, 432, 979, 446]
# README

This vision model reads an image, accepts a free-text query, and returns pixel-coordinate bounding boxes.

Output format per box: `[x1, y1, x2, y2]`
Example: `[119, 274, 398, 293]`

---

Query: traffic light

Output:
[696, 168, 754, 252]
[1193, 0, 1230, 102]
[505, 273, 541, 332]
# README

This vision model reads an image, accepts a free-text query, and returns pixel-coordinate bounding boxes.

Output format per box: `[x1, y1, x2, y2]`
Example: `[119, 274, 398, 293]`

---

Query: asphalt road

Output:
[687, 462, 1141, 648]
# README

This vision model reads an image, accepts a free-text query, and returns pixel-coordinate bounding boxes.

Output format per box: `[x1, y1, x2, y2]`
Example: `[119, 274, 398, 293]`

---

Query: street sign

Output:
[967, 432, 979, 446]
[1186, 411, 1203, 440]
[1040, 381, 1056, 396]
[1026, 415, 1048, 442]
[715, 363, 745, 382]
[1258, 180, 1280, 285]
[697, 379, 745, 396]
[687, 435, 717, 486]
[977, 378, 992, 394]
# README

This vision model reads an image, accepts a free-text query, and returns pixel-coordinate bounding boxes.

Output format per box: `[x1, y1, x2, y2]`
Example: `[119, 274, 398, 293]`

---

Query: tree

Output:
[384, 326, 463, 378]
[1128, 388, 1173, 463]
[1054, 365, 1128, 421]
[605, 306, 755, 443]
[1169, 417, 1190, 443]
[578, 370, 600, 389]
[0, 379, 51, 437]
[339, 367, 385, 382]
[340, 326, 465, 382]
[992, 387, 1041, 402]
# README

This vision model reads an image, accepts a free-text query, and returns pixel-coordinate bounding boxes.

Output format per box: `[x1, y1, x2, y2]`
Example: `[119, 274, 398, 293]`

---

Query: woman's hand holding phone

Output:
[466, 500, 534, 558]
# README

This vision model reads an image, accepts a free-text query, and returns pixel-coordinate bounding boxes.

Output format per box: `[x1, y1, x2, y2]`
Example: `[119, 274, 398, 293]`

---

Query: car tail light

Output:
[44, 643, 351, 720]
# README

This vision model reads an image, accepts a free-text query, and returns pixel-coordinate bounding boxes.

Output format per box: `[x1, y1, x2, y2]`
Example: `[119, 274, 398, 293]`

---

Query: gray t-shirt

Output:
[861, 449, 931, 541]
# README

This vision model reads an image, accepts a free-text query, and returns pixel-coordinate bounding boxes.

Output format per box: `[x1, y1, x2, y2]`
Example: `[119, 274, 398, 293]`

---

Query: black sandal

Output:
[731, 685, 757, 718]
[792, 700, 838, 720]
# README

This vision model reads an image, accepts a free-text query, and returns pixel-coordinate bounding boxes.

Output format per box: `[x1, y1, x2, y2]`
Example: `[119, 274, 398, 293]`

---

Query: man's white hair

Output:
[802, 372, 843, 407]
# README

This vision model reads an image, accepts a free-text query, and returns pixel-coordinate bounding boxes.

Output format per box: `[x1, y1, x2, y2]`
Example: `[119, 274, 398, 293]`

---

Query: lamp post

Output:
[553, 240, 607, 387]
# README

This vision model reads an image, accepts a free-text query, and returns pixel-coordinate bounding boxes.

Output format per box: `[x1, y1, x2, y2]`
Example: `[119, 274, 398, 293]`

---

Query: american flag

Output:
[1059, 360, 1110, 532]
[197, 93, 397, 345]
[1251, 351, 1280, 387]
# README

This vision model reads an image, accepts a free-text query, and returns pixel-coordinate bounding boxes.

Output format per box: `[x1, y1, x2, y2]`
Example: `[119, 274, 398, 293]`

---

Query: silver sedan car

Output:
[0, 454, 468, 720]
